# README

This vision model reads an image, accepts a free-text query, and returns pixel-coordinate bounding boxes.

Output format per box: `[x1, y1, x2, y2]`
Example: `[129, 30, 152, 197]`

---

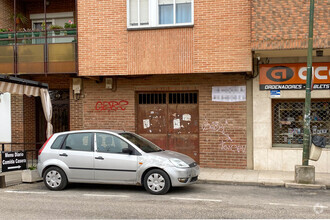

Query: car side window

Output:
[51, 135, 65, 149]
[96, 133, 129, 153]
[64, 133, 93, 152]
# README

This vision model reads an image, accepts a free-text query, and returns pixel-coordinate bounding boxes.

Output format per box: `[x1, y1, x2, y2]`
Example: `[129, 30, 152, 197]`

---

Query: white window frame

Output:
[127, 0, 194, 29]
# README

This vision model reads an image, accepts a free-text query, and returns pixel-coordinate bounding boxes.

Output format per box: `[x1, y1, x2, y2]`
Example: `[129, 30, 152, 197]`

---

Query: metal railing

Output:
[0, 29, 77, 74]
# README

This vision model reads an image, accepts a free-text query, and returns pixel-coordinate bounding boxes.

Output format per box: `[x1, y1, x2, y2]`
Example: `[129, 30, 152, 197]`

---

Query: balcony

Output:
[0, 0, 77, 75]
[0, 29, 77, 75]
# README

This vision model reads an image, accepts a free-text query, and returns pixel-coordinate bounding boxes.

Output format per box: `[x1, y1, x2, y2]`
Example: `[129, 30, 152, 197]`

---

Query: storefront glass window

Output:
[272, 99, 330, 148]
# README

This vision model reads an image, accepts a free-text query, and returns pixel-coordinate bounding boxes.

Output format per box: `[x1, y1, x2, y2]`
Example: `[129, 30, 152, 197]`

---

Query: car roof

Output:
[52, 129, 128, 136]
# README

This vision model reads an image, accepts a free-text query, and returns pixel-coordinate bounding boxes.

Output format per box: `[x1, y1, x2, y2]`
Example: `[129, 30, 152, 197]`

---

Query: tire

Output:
[143, 169, 171, 195]
[43, 166, 68, 191]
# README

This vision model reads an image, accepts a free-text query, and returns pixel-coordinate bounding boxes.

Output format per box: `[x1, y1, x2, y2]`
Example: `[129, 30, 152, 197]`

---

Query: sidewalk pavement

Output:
[199, 168, 330, 190]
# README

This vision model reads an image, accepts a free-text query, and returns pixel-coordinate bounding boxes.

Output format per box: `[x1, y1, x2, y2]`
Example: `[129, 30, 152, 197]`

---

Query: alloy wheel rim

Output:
[147, 173, 165, 192]
[45, 170, 62, 188]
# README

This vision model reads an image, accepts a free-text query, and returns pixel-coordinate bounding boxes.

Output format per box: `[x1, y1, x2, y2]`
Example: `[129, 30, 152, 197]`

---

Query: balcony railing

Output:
[0, 29, 77, 74]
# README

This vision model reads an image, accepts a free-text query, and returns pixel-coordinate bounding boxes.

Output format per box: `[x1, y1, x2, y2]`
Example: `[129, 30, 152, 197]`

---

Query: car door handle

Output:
[59, 153, 68, 157]
[95, 156, 104, 160]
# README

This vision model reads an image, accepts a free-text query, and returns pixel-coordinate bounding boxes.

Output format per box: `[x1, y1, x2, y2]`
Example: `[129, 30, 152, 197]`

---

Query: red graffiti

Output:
[95, 100, 129, 112]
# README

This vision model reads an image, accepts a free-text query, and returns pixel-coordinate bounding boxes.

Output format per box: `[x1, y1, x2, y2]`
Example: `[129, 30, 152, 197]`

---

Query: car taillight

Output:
[39, 134, 54, 156]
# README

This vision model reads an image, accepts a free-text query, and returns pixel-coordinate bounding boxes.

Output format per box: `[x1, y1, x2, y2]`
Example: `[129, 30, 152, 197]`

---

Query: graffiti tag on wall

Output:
[202, 117, 233, 141]
[202, 115, 246, 154]
[95, 100, 129, 112]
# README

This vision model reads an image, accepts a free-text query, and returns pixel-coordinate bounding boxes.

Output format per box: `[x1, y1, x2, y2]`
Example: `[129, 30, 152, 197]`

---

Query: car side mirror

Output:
[122, 148, 132, 154]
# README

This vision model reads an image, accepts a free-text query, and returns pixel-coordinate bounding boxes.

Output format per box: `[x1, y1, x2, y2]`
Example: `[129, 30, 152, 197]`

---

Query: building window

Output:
[272, 99, 330, 148]
[127, 0, 193, 28]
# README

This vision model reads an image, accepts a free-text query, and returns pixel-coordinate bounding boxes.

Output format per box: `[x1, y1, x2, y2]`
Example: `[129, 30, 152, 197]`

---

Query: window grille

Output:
[138, 93, 166, 104]
[272, 99, 330, 147]
[169, 92, 197, 104]
[138, 92, 197, 104]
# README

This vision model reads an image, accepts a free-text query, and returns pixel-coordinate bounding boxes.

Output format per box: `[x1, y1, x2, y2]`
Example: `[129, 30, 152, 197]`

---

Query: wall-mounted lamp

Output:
[46, 0, 51, 6]
[105, 78, 113, 89]
[72, 78, 82, 100]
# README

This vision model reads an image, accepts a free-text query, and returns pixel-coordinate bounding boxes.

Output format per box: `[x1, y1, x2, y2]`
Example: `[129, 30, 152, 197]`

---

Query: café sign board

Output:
[1, 151, 27, 172]
[259, 63, 330, 90]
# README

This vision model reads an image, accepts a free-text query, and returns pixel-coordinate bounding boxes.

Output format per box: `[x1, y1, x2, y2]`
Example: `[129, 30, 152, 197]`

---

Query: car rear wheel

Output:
[144, 169, 171, 195]
[43, 167, 68, 191]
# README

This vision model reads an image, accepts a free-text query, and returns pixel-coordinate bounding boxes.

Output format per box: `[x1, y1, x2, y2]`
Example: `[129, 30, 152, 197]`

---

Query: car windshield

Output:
[119, 132, 163, 153]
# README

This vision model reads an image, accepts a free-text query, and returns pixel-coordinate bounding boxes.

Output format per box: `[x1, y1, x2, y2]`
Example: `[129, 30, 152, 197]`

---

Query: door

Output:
[94, 133, 138, 183]
[137, 92, 199, 163]
[36, 90, 69, 148]
[58, 132, 94, 180]
[168, 92, 199, 162]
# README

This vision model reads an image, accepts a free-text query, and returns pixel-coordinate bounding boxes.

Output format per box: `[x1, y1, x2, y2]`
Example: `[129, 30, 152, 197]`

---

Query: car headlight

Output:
[169, 158, 189, 168]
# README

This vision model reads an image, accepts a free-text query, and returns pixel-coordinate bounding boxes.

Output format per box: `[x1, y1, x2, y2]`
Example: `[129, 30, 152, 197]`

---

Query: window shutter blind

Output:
[140, 0, 149, 25]
[130, 0, 138, 25]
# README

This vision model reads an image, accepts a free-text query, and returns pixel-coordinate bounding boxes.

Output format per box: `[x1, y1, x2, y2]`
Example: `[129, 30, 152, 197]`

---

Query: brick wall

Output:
[0, 0, 13, 29]
[77, 73, 247, 169]
[78, 0, 252, 76]
[23, 96, 36, 151]
[252, 0, 330, 50]
[11, 95, 24, 151]
[11, 73, 247, 168]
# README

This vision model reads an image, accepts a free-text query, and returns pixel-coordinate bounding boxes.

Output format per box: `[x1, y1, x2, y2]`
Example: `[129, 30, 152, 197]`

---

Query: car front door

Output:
[94, 133, 138, 184]
[58, 132, 94, 180]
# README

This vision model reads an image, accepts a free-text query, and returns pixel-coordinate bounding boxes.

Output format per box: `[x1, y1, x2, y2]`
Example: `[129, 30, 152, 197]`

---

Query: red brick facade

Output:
[78, 74, 247, 168]
[252, 0, 330, 50]
[78, 0, 252, 76]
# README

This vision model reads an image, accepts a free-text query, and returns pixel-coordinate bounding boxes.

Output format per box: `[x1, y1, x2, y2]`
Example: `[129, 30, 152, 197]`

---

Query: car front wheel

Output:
[144, 169, 171, 195]
[43, 166, 68, 191]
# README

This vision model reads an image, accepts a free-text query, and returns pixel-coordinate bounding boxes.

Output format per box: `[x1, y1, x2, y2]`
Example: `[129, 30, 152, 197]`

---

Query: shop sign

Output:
[1, 151, 27, 172]
[259, 63, 330, 90]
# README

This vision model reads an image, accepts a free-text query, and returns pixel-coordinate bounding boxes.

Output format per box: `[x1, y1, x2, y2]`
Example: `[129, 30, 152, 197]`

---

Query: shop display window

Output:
[272, 99, 330, 148]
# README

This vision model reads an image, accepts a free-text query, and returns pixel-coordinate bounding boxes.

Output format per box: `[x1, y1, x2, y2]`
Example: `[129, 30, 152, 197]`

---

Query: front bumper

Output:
[165, 165, 200, 187]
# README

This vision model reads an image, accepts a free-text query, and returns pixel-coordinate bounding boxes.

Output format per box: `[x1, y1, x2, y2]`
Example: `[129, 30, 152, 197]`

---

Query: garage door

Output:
[137, 92, 199, 163]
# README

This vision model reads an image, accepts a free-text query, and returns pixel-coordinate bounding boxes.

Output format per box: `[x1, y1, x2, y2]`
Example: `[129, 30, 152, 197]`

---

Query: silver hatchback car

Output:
[37, 130, 200, 195]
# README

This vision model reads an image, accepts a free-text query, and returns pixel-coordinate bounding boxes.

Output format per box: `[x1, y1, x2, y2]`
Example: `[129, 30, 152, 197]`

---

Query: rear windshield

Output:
[119, 133, 163, 153]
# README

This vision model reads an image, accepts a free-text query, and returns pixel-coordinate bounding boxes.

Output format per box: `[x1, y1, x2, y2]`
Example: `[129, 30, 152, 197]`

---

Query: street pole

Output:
[302, 0, 315, 166]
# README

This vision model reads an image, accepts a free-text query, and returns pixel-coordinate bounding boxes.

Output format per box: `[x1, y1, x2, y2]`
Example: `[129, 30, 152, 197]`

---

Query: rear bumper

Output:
[165, 165, 200, 187]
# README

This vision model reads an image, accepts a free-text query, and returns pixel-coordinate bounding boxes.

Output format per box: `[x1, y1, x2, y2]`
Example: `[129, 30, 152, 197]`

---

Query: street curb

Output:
[258, 181, 285, 187]
[197, 179, 259, 187]
[198, 179, 328, 190]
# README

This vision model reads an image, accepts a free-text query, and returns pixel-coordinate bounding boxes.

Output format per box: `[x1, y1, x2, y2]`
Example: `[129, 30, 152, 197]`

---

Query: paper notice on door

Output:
[143, 119, 150, 129]
[182, 114, 191, 121]
[173, 119, 180, 129]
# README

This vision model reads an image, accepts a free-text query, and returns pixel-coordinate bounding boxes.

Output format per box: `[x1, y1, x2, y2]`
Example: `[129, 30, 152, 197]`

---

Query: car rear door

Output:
[58, 132, 94, 180]
[94, 132, 138, 184]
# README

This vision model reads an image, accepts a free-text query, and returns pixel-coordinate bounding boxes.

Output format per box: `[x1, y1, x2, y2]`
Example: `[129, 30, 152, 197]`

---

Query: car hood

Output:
[149, 150, 195, 165]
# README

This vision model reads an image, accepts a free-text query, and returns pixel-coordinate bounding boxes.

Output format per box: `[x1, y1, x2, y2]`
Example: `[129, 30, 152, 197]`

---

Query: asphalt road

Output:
[0, 182, 329, 219]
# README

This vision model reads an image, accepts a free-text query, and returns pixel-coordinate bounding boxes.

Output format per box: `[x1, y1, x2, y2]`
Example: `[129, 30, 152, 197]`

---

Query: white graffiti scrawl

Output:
[202, 115, 246, 154]
[202, 117, 232, 141]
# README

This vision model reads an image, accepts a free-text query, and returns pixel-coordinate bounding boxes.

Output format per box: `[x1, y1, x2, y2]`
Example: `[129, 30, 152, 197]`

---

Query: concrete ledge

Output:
[285, 182, 326, 190]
